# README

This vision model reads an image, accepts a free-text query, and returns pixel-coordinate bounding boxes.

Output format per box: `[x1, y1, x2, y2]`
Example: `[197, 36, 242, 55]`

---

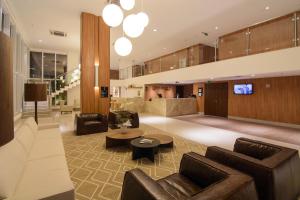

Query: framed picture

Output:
[198, 88, 203, 97]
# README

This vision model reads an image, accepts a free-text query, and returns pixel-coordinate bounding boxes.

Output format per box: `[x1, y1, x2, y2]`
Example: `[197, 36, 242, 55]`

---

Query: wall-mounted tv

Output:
[234, 84, 253, 95]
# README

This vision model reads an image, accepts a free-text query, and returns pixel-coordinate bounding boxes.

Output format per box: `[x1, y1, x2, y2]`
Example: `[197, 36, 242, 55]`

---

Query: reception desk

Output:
[145, 98, 197, 117]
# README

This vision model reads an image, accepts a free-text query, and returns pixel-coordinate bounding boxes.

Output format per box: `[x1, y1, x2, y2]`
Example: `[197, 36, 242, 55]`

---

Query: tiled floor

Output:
[57, 112, 300, 151]
[174, 114, 300, 146]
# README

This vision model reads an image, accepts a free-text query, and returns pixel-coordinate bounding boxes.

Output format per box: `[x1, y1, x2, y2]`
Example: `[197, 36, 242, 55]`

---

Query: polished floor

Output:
[57, 112, 300, 151]
[174, 114, 300, 146]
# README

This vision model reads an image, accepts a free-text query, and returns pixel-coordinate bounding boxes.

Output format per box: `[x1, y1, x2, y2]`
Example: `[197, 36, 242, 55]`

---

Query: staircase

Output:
[50, 66, 81, 98]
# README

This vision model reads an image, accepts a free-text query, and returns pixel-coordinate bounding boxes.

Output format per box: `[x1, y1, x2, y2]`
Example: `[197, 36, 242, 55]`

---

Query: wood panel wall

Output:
[297, 12, 300, 46]
[228, 76, 300, 125]
[80, 13, 110, 115]
[0, 32, 13, 146]
[193, 83, 205, 113]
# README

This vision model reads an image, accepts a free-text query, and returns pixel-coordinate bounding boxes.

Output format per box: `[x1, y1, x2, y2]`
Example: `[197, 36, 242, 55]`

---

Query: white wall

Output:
[67, 51, 80, 106]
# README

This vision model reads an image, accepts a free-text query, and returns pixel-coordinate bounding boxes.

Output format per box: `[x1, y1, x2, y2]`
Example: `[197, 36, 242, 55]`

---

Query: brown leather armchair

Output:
[121, 152, 258, 200]
[108, 111, 139, 129]
[205, 138, 300, 200]
[75, 113, 108, 135]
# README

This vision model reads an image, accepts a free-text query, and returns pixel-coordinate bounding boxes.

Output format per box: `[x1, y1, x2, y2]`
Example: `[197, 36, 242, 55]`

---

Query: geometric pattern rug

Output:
[62, 124, 207, 200]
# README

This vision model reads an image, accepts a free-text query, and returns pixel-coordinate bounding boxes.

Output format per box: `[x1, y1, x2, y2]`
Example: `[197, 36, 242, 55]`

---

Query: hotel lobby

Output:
[1, 0, 300, 200]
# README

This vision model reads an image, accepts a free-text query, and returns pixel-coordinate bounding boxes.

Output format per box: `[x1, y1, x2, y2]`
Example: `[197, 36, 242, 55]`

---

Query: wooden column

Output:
[0, 32, 13, 146]
[80, 13, 110, 115]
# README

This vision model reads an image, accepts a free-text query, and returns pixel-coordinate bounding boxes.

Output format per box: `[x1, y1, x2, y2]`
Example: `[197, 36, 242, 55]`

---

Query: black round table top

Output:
[131, 137, 160, 149]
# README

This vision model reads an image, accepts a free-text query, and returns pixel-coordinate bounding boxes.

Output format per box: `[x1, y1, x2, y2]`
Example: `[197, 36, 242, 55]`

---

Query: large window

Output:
[29, 51, 68, 105]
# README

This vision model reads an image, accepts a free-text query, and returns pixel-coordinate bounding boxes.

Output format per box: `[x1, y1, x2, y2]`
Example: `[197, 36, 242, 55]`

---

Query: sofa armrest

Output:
[121, 169, 173, 200]
[192, 173, 258, 200]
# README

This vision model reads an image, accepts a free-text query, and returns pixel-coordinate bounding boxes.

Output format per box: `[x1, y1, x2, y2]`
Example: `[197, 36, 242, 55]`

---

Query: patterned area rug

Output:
[63, 124, 207, 200]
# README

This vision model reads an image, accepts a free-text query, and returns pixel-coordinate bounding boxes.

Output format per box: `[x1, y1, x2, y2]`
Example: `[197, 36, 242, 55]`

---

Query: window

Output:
[30, 52, 42, 78]
[43, 53, 55, 79]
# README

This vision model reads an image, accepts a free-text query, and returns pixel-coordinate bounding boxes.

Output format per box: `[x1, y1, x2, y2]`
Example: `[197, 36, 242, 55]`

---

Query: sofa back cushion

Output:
[15, 125, 35, 154]
[0, 139, 26, 199]
[234, 138, 281, 160]
[179, 153, 227, 188]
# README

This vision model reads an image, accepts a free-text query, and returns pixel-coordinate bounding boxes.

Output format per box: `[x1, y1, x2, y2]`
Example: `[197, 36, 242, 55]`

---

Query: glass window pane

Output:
[188, 45, 200, 66]
[56, 54, 67, 77]
[249, 14, 294, 54]
[218, 29, 248, 60]
[43, 53, 55, 79]
[30, 52, 42, 78]
[161, 54, 178, 72]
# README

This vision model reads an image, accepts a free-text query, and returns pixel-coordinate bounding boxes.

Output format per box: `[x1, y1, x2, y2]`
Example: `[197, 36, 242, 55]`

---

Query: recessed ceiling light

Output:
[215, 26, 219, 30]
[251, 74, 256, 77]
[265, 6, 270, 10]
[163, 47, 167, 50]
[38, 40, 43, 43]
[153, 29, 158, 32]
[210, 77, 214, 80]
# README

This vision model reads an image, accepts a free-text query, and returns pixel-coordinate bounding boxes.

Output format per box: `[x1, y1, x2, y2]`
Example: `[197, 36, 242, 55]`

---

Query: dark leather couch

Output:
[75, 113, 108, 135]
[206, 138, 300, 200]
[108, 111, 139, 129]
[121, 152, 258, 200]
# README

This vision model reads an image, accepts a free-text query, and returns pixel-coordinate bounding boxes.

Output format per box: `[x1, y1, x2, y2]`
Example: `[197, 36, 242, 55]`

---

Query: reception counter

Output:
[145, 98, 197, 117]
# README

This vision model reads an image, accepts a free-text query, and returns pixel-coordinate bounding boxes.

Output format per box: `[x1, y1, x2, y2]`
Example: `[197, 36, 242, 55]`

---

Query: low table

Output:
[130, 138, 160, 162]
[146, 134, 174, 148]
[106, 129, 143, 148]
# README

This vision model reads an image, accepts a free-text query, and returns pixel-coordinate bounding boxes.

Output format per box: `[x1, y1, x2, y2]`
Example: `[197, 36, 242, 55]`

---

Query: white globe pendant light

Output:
[102, 4, 124, 27]
[123, 14, 144, 38]
[120, 0, 135, 11]
[114, 37, 132, 56]
[137, 12, 149, 27]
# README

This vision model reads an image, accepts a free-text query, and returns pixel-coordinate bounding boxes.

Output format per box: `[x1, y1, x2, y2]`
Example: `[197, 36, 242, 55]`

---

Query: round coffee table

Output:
[146, 134, 174, 148]
[131, 138, 160, 162]
[106, 129, 143, 148]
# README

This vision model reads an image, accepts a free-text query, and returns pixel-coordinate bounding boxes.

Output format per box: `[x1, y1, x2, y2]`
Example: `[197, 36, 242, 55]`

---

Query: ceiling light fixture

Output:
[38, 40, 42, 43]
[102, 4, 124, 27]
[265, 6, 270, 10]
[114, 37, 133, 57]
[123, 14, 144, 38]
[215, 26, 219, 30]
[137, 12, 149, 28]
[120, 0, 135, 11]
[153, 29, 158, 32]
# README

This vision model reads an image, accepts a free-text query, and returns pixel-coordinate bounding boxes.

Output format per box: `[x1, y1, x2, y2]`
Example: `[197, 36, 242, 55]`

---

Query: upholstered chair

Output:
[121, 152, 258, 200]
[206, 138, 300, 200]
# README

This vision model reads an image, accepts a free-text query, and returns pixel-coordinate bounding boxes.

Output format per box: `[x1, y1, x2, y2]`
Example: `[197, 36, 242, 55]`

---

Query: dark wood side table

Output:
[130, 138, 160, 162]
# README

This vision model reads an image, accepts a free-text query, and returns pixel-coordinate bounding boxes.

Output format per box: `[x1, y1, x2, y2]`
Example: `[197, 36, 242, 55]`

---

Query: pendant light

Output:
[120, 0, 135, 11]
[114, 37, 133, 56]
[102, 3, 124, 27]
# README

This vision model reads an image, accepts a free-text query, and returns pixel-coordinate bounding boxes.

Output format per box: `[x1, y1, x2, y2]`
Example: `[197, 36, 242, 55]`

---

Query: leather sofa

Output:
[121, 152, 258, 200]
[108, 111, 139, 129]
[205, 138, 300, 200]
[0, 117, 74, 200]
[75, 113, 108, 135]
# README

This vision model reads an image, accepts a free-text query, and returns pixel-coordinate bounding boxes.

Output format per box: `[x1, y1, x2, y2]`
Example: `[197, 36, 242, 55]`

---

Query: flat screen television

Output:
[234, 84, 253, 95]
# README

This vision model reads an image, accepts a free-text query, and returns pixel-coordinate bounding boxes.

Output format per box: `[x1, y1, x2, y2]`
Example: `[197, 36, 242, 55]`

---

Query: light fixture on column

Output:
[102, 3, 124, 27]
[95, 64, 99, 88]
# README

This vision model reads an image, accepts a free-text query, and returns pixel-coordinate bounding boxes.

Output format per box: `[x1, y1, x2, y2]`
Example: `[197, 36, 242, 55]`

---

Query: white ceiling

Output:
[9, 0, 300, 69]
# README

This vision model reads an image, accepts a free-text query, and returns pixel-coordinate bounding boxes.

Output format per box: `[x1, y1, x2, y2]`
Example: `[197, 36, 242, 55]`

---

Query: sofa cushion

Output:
[13, 156, 74, 200]
[28, 138, 65, 161]
[157, 173, 203, 199]
[15, 125, 35, 154]
[0, 140, 27, 199]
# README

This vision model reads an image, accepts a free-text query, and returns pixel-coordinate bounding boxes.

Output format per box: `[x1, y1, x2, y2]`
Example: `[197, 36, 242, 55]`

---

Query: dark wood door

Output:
[205, 82, 228, 118]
